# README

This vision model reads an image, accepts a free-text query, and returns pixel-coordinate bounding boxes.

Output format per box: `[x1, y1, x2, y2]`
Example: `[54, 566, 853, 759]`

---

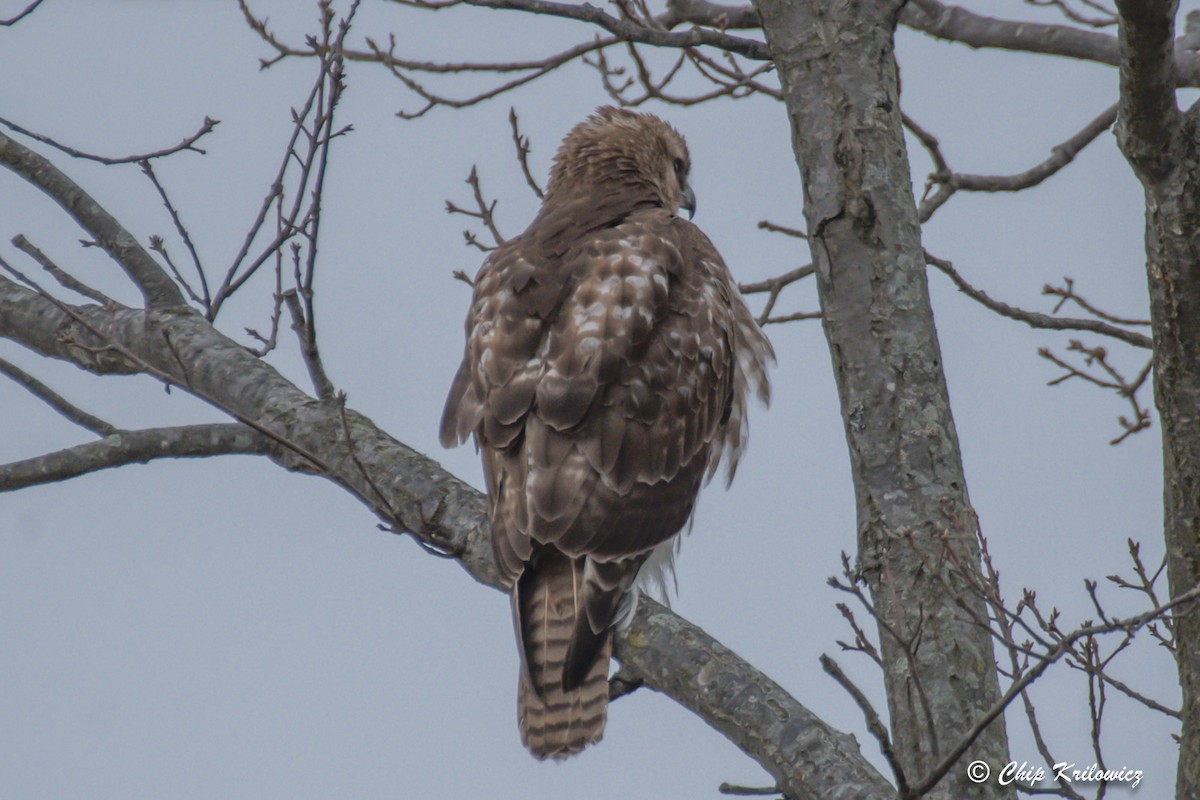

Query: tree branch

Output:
[0, 131, 184, 307]
[395, 0, 770, 59]
[1113, 0, 1181, 177]
[0, 0, 44, 26]
[903, 0, 1200, 86]
[0, 423, 275, 492]
[907, 581, 1200, 798]
[11, 233, 112, 305]
[953, 103, 1118, 192]
[0, 115, 218, 166]
[0, 356, 116, 436]
[924, 250, 1153, 349]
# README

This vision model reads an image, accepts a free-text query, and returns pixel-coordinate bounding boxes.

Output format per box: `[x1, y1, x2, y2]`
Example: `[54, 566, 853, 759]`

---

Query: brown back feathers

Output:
[441, 106, 772, 759]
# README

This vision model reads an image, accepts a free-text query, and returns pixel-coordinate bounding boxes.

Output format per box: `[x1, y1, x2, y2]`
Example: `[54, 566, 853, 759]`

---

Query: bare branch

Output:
[245, 257, 286, 357]
[11, 234, 112, 305]
[148, 236, 207, 308]
[820, 654, 909, 796]
[903, 0, 1200, 86]
[908, 582, 1200, 798]
[0, 130, 184, 307]
[446, 166, 507, 249]
[661, 0, 760, 30]
[1026, 0, 1118, 28]
[0, 0, 44, 25]
[760, 310, 821, 326]
[607, 667, 643, 701]
[141, 160, 212, 312]
[1038, 340, 1154, 444]
[285, 287, 336, 401]
[738, 264, 813, 295]
[1043, 276, 1150, 326]
[912, 105, 1118, 221]
[0, 114, 218, 166]
[717, 784, 781, 796]
[924, 251, 1153, 349]
[954, 103, 1118, 192]
[390, 0, 769, 59]
[0, 423, 275, 492]
[508, 108, 544, 199]
[739, 260, 816, 327]
[586, 41, 776, 108]
[1113, 0, 1181, 177]
[620, 597, 894, 798]
[0, 357, 116, 436]
[833, 602, 883, 666]
[756, 219, 808, 239]
[214, 4, 356, 317]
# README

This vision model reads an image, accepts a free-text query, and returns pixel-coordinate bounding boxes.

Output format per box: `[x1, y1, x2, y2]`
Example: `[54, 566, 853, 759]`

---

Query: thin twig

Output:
[245, 256, 286, 357]
[1043, 276, 1150, 326]
[820, 654, 910, 795]
[141, 160, 212, 311]
[285, 288, 336, 400]
[925, 251, 1152, 349]
[908, 583, 1200, 798]
[0, 115, 218, 165]
[509, 108, 544, 199]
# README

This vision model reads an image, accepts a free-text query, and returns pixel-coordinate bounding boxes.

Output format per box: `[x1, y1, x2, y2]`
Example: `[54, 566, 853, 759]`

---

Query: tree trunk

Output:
[1113, 3, 1200, 796]
[753, 2, 1013, 796]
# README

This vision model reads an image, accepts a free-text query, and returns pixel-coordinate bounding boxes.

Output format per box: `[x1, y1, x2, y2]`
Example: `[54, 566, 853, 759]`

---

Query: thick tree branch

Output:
[0, 423, 275, 492]
[1111, 3, 1200, 795]
[755, 1, 1012, 796]
[0, 276, 141, 376]
[1113, 0, 1181, 177]
[0, 130, 184, 308]
[903, 0, 1200, 85]
[662, 0, 761, 30]
[620, 600, 894, 799]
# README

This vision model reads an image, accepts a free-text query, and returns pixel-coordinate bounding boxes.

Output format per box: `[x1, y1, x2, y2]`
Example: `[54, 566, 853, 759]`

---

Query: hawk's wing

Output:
[441, 207, 769, 569]
[440, 206, 771, 759]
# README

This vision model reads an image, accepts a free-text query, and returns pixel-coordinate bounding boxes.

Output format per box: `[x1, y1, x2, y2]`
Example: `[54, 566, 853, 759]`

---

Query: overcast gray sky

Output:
[0, 1, 1185, 797]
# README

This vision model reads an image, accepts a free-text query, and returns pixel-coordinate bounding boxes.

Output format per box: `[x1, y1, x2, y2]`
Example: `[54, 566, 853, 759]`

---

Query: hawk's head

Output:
[548, 106, 696, 219]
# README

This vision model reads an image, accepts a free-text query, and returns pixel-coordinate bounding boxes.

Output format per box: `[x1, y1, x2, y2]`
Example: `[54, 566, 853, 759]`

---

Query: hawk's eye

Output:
[673, 157, 685, 175]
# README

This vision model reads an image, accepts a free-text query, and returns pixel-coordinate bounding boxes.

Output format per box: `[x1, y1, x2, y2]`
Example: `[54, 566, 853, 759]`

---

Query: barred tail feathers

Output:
[515, 552, 611, 760]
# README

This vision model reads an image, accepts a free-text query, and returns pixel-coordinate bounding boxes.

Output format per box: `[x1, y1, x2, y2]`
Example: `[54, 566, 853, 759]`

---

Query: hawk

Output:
[440, 106, 772, 760]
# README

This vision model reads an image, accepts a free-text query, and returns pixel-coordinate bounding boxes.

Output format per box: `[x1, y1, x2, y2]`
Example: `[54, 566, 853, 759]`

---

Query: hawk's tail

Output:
[515, 552, 611, 760]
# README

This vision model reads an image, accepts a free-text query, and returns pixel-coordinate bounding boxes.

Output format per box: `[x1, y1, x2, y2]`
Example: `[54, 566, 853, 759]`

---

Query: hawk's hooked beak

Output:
[680, 183, 697, 219]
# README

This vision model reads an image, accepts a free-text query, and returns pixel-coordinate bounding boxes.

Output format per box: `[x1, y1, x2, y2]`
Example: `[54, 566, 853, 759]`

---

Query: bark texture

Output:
[1113, 2, 1200, 796]
[753, 2, 1012, 797]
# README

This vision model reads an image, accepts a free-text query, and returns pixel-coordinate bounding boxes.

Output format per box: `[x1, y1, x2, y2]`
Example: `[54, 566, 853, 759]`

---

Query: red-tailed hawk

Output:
[440, 106, 772, 759]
